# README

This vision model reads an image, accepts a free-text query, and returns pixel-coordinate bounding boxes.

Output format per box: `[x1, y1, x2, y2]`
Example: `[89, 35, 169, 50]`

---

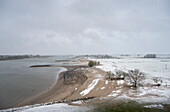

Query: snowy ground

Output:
[92, 57, 170, 104]
[1, 57, 170, 112]
[20, 103, 89, 112]
[80, 79, 100, 96]
[0, 102, 90, 112]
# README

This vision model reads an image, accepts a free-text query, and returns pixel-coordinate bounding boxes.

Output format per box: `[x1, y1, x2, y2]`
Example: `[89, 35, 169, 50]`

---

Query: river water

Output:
[0, 56, 72, 109]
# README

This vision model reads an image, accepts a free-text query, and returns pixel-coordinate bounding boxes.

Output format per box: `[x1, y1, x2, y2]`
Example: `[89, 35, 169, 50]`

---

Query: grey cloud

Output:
[0, 0, 170, 55]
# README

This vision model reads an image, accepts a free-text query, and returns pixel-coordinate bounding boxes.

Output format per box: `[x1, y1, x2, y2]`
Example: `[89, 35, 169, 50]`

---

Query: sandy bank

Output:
[18, 64, 88, 106]
[19, 63, 127, 108]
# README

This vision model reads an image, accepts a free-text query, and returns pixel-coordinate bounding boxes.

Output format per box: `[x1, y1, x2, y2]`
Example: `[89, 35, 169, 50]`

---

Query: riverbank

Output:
[2, 57, 170, 111]
[18, 65, 89, 106]
[17, 58, 109, 107]
[18, 58, 127, 107]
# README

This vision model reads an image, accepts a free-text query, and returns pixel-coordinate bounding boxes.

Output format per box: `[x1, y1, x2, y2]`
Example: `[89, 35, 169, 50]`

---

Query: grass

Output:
[88, 101, 168, 112]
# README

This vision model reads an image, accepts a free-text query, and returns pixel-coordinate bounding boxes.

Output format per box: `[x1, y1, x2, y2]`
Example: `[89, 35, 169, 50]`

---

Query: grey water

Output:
[0, 56, 72, 109]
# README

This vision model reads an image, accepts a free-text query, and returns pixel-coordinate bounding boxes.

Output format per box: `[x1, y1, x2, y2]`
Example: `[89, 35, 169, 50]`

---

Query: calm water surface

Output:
[0, 56, 71, 109]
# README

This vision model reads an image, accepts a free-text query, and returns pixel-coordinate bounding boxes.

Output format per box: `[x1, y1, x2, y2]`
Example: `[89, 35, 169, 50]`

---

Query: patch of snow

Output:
[75, 88, 78, 90]
[117, 80, 124, 85]
[101, 87, 105, 90]
[72, 101, 82, 104]
[108, 90, 121, 97]
[116, 86, 123, 89]
[20, 103, 89, 112]
[108, 93, 119, 97]
[112, 90, 121, 93]
[105, 80, 108, 84]
[80, 79, 100, 96]
[144, 104, 164, 109]
[92, 57, 170, 104]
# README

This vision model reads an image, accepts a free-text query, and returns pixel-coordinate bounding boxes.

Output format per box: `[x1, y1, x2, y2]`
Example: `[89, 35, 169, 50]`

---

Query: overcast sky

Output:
[0, 0, 170, 55]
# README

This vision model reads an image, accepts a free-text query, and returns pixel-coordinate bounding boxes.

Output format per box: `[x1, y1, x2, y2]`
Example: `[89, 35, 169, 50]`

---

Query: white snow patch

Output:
[92, 57, 170, 103]
[117, 80, 124, 85]
[101, 87, 105, 90]
[144, 104, 164, 109]
[112, 90, 121, 93]
[108, 93, 119, 97]
[116, 86, 123, 89]
[80, 79, 100, 96]
[75, 88, 78, 90]
[72, 101, 82, 104]
[20, 103, 89, 112]
[105, 80, 108, 84]
[108, 90, 121, 97]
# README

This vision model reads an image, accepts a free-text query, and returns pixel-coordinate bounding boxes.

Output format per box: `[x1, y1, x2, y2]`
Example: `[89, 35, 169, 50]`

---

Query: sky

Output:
[0, 0, 170, 55]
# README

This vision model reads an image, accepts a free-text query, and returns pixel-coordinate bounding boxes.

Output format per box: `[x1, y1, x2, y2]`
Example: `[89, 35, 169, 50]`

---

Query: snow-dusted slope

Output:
[0, 102, 90, 112]
[21, 103, 89, 112]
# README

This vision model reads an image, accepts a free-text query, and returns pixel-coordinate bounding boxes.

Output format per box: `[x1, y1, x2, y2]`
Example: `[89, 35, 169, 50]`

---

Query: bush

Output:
[88, 61, 95, 67]
[106, 69, 128, 80]
[106, 71, 115, 78]
[115, 69, 128, 78]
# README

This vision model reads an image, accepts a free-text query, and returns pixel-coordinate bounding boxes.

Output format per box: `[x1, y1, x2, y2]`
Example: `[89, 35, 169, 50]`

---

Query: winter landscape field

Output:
[1, 0, 170, 111]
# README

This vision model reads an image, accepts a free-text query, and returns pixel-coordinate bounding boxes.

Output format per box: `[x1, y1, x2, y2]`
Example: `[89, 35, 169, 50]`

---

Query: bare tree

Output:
[127, 69, 145, 87]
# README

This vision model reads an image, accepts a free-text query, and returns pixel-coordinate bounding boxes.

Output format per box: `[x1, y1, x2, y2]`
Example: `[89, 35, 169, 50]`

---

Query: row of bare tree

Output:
[107, 69, 162, 87]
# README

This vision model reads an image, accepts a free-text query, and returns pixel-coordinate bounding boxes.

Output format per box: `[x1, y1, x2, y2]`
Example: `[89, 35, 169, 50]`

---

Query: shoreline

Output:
[2, 57, 170, 111]
[17, 65, 88, 107]
[18, 67, 67, 106]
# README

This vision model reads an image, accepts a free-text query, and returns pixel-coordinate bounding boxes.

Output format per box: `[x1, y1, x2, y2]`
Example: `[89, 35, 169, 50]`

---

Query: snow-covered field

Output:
[0, 102, 90, 112]
[20, 103, 89, 112]
[93, 57, 170, 104]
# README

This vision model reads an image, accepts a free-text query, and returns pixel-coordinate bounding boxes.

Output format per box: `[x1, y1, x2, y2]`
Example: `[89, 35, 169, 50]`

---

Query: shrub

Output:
[88, 61, 95, 67]
[106, 71, 115, 78]
[115, 69, 128, 78]
[94, 61, 97, 66]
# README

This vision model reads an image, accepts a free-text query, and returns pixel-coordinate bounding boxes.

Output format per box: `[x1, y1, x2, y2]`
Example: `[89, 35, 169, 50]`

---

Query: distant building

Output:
[144, 54, 156, 58]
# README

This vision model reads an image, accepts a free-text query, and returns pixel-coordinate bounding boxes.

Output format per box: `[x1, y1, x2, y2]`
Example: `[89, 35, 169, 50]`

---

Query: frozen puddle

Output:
[80, 79, 100, 96]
